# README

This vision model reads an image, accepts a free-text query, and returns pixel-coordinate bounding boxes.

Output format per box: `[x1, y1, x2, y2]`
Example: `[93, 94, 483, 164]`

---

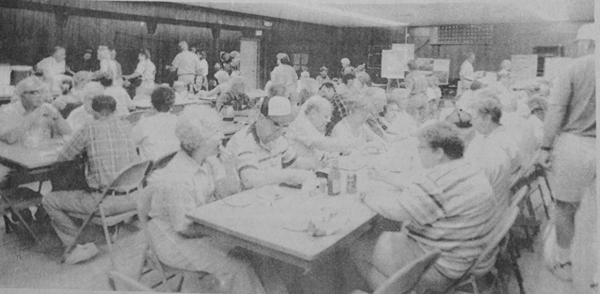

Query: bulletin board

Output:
[511, 55, 538, 81]
[414, 58, 450, 85]
[381, 44, 414, 79]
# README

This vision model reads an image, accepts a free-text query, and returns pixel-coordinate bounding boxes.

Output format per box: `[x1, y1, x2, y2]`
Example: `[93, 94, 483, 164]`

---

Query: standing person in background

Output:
[457, 52, 476, 95]
[195, 50, 209, 91]
[69, 49, 98, 73]
[316, 66, 331, 86]
[110, 49, 123, 86]
[404, 60, 430, 124]
[94, 46, 119, 86]
[123, 49, 156, 91]
[539, 23, 596, 285]
[270, 53, 297, 95]
[340, 58, 355, 76]
[213, 62, 229, 86]
[36, 46, 68, 95]
[500, 59, 512, 73]
[166, 41, 202, 92]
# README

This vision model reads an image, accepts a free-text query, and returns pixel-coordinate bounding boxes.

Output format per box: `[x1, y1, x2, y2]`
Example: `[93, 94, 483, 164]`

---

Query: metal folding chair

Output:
[61, 160, 153, 266]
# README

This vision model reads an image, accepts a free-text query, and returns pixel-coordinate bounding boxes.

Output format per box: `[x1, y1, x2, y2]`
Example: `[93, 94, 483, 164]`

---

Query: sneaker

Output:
[65, 243, 99, 265]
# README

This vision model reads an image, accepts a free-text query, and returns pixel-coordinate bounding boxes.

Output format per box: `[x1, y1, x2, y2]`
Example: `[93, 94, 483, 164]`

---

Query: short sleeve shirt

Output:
[286, 113, 325, 160]
[36, 57, 66, 77]
[134, 59, 156, 85]
[172, 51, 201, 76]
[226, 123, 298, 189]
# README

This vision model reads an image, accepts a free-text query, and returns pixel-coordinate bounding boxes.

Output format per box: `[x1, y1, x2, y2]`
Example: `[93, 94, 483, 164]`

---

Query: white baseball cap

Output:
[577, 23, 597, 40]
[267, 96, 292, 116]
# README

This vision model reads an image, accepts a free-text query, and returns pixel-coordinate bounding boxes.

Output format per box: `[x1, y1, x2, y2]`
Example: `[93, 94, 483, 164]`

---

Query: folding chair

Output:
[136, 183, 213, 292]
[123, 111, 146, 126]
[351, 250, 441, 294]
[61, 160, 153, 266]
[0, 187, 44, 244]
[445, 206, 522, 294]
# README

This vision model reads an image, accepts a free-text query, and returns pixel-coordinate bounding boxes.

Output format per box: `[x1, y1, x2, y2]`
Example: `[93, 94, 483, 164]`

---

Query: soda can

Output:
[346, 173, 357, 194]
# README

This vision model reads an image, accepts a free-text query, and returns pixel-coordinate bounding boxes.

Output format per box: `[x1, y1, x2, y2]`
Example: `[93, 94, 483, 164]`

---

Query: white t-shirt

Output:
[36, 57, 66, 77]
[198, 59, 209, 77]
[133, 112, 179, 161]
[172, 51, 201, 76]
[331, 118, 378, 148]
[285, 113, 325, 160]
[66, 105, 93, 133]
[134, 59, 156, 87]
[214, 69, 229, 85]
[104, 86, 133, 117]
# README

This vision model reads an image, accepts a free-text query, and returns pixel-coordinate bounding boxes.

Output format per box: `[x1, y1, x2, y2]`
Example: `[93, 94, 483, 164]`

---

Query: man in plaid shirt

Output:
[320, 82, 349, 136]
[43, 95, 140, 264]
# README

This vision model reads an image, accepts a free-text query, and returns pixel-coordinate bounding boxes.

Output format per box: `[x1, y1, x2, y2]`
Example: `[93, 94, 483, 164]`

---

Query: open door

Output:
[240, 38, 260, 90]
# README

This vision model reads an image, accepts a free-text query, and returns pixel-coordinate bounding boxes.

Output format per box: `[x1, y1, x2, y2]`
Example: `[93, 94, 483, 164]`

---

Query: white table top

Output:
[187, 185, 378, 268]
[0, 139, 64, 170]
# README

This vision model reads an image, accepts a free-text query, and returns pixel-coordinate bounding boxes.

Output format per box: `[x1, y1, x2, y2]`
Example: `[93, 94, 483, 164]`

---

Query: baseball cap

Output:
[320, 66, 328, 72]
[576, 23, 596, 40]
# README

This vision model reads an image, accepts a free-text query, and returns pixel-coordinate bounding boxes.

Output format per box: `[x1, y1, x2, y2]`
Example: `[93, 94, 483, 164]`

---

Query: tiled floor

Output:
[0, 188, 594, 294]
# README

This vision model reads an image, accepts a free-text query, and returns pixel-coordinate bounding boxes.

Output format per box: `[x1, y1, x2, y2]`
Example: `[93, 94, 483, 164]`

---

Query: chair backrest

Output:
[108, 270, 154, 292]
[374, 250, 441, 294]
[124, 111, 145, 125]
[467, 206, 520, 276]
[106, 160, 153, 193]
[152, 151, 178, 171]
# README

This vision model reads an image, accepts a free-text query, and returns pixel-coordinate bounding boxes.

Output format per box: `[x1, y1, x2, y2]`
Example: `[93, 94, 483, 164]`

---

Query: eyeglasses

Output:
[267, 117, 289, 128]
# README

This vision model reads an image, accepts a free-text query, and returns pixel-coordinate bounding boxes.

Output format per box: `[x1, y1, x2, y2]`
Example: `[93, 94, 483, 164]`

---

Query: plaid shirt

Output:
[58, 117, 139, 189]
[325, 94, 349, 136]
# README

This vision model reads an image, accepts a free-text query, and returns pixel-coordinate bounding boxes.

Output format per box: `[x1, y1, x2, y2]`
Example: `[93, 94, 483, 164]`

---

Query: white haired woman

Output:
[144, 108, 269, 294]
[331, 93, 386, 152]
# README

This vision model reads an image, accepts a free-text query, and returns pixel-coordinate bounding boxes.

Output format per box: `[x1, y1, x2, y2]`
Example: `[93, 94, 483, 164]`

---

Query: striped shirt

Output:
[372, 159, 497, 279]
[226, 123, 297, 189]
[57, 117, 139, 189]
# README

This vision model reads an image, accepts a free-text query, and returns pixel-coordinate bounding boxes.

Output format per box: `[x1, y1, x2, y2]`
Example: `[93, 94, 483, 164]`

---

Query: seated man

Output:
[226, 96, 318, 190]
[144, 109, 268, 294]
[133, 86, 179, 161]
[66, 82, 105, 133]
[0, 76, 71, 145]
[319, 82, 348, 136]
[42, 95, 140, 264]
[285, 96, 351, 160]
[347, 121, 497, 294]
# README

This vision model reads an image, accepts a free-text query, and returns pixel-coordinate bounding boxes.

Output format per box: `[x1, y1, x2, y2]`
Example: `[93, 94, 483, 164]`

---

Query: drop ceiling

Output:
[180, 0, 594, 27]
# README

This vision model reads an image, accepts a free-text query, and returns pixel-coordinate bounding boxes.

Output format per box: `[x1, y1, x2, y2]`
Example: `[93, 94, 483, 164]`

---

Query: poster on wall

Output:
[381, 44, 415, 79]
[413, 58, 450, 85]
[432, 59, 450, 85]
[511, 55, 538, 81]
[543, 57, 573, 82]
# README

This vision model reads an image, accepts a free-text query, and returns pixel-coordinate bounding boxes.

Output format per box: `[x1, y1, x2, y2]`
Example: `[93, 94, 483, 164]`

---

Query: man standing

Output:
[457, 52, 476, 95]
[36, 46, 68, 94]
[316, 66, 331, 86]
[43, 95, 140, 264]
[539, 23, 596, 282]
[166, 41, 201, 91]
[195, 50, 209, 91]
[404, 60, 430, 124]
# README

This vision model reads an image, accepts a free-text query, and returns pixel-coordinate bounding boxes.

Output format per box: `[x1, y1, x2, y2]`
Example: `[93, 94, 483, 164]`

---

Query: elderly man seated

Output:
[226, 96, 318, 190]
[0, 76, 71, 146]
[346, 121, 497, 294]
[285, 96, 352, 161]
[143, 109, 269, 294]
[133, 86, 180, 161]
[43, 95, 140, 264]
[66, 82, 105, 133]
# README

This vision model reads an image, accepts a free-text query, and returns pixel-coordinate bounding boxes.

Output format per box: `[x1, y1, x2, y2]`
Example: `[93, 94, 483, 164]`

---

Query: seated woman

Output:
[384, 89, 418, 139]
[144, 108, 267, 294]
[331, 93, 386, 152]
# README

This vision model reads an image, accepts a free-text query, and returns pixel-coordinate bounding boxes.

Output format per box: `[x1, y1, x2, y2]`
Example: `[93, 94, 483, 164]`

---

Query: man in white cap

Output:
[539, 23, 596, 282]
[166, 41, 202, 91]
[226, 96, 320, 190]
[316, 66, 331, 86]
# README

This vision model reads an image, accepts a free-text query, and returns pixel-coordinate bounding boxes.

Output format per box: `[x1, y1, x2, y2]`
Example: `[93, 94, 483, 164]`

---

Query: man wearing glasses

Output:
[0, 76, 71, 145]
[225, 95, 320, 190]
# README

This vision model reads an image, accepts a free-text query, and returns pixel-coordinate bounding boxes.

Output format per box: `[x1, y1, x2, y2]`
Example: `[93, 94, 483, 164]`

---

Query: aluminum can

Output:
[346, 173, 357, 194]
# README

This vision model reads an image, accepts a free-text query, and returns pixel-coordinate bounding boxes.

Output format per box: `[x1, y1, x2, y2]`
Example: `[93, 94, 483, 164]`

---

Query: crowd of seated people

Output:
[0, 27, 594, 294]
